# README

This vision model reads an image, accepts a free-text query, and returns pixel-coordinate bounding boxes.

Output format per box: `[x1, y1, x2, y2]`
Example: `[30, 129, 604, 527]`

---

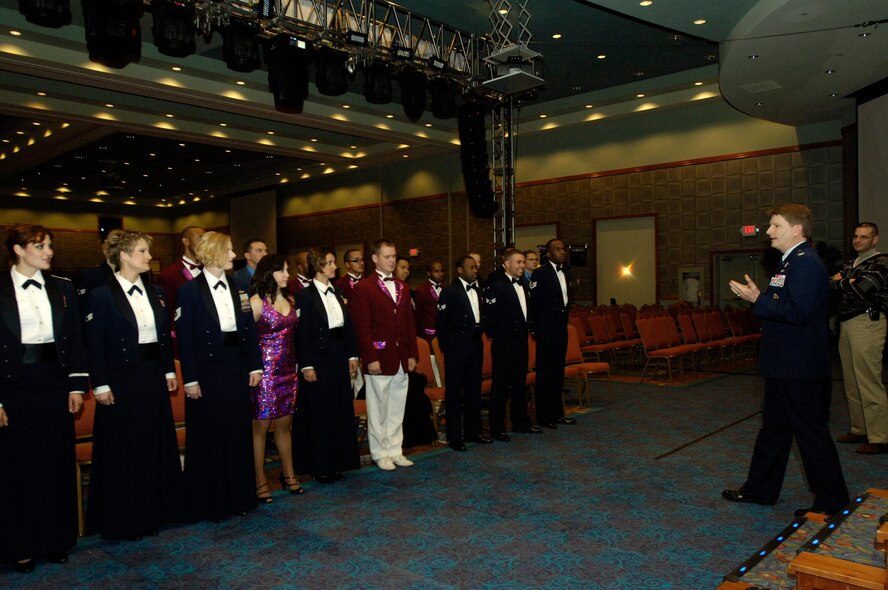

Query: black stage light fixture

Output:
[431, 77, 457, 119]
[222, 16, 262, 72]
[399, 68, 426, 123]
[82, 0, 143, 68]
[151, 0, 195, 58]
[363, 62, 392, 105]
[457, 102, 497, 218]
[265, 33, 310, 114]
[315, 48, 349, 96]
[18, 0, 71, 27]
[429, 56, 447, 71]
[347, 30, 368, 47]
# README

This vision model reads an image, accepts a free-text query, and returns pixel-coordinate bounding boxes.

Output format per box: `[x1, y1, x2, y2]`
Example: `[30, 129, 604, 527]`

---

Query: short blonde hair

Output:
[194, 231, 232, 268]
[106, 230, 152, 271]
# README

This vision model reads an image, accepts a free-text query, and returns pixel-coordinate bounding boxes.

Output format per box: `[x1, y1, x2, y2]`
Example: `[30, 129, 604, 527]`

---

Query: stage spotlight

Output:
[18, 0, 71, 27]
[363, 62, 392, 105]
[347, 30, 368, 47]
[315, 48, 349, 96]
[265, 33, 310, 114]
[222, 16, 261, 72]
[431, 77, 458, 119]
[151, 0, 195, 58]
[82, 0, 143, 68]
[429, 56, 447, 71]
[399, 68, 426, 123]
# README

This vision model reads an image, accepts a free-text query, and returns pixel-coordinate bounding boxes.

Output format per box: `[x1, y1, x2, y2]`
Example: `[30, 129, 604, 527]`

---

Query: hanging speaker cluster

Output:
[82, 0, 143, 68]
[457, 102, 497, 219]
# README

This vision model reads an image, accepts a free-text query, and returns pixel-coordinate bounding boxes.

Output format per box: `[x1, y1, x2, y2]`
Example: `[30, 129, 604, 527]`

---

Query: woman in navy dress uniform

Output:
[85, 230, 183, 540]
[0, 224, 88, 573]
[293, 246, 361, 483]
[175, 232, 262, 522]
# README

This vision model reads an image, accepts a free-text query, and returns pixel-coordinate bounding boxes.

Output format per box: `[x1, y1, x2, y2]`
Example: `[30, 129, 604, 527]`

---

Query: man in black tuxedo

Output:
[528, 239, 576, 429]
[723, 204, 849, 517]
[484, 249, 541, 441]
[435, 255, 492, 451]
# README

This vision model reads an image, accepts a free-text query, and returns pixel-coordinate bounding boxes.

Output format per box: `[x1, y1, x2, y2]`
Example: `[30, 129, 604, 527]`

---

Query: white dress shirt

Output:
[12, 268, 54, 344]
[510, 275, 528, 320]
[458, 277, 481, 324]
[207, 273, 237, 332]
[314, 279, 345, 329]
[550, 260, 568, 305]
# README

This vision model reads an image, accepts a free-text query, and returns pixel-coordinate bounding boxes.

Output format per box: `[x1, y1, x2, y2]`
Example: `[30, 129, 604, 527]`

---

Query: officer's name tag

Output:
[769, 274, 786, 287]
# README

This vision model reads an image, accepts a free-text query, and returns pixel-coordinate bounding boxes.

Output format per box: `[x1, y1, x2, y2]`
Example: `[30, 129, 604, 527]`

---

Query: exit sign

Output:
[741, 225, 758, 237]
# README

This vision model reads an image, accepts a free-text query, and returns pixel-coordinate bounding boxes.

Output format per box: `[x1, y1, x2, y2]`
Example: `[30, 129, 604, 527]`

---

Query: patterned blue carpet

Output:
[3, 370, 884, 589]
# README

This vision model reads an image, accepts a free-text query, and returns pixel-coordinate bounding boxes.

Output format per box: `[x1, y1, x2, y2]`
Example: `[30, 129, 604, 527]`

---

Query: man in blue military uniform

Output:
[723, 203, 849, 518]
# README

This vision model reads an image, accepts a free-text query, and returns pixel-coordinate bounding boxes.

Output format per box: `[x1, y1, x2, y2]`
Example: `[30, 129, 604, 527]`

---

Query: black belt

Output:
[221, 331, 240, 347]
[22, 342, 57, 364]
[138, 343, 160, 360]
[329, 327, 344, 341]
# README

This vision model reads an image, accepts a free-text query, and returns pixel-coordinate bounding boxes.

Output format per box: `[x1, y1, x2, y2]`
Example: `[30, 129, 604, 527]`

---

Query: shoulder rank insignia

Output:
[174, 307, 182, 322]
[528, 281, 538, 290]
[437, 303, 447, 311]
[486, 297, 496, 304]
[85, 313, 93, 322]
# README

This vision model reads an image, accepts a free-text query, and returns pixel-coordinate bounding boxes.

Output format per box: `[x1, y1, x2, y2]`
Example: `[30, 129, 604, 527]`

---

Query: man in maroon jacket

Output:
[351, 239, 419, 471]
[334, 248, 364, 304]
[156, 225, 204, 326]
[414, 259, 445, 341]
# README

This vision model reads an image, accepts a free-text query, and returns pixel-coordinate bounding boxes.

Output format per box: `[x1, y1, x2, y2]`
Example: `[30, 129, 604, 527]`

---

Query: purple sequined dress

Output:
[251, 297, 299, 420]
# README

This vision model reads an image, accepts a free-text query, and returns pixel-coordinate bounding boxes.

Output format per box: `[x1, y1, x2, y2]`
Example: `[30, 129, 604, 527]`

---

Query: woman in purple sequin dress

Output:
[249, 254, 302, 501]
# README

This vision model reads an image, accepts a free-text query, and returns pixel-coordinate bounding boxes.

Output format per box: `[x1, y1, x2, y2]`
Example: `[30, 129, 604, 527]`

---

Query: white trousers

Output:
[364, 366, 409, 461]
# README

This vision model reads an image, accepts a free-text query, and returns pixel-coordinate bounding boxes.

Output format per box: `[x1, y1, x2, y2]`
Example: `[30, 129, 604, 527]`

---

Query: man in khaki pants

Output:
[832, 222, 888, 454]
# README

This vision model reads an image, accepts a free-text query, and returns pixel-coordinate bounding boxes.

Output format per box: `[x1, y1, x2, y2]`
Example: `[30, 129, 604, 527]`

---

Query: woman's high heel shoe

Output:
[256, 482, 274, 504]
[279, 473, 305, 495]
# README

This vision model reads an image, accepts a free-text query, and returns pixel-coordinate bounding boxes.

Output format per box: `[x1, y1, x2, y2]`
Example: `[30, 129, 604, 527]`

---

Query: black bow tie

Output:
[511, 278, 523, 285]
[128, 285, 143, 296]
[383, 276, 394, 282]
[184, 260, 200, 270]
[324, 287, 333, 296]
[555, 264, 563, 272]
[432, 282, 441, 289]
[214, 280, 227, 290]
[22, 279, 42, 290]
[466, 283, 478, 292]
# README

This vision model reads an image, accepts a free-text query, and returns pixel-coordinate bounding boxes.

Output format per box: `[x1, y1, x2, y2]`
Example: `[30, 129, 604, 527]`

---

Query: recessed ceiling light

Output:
[539, 114, 547, 118]
[425, 123, 432, 127]
[585, 104, 592, 109]
[236, 80, 246, 86]
[552, 33, 562, 39]
[105, 103, 114, 108]
[402, 154, 409, 158]
[748, 54, 759, 60]
[310, 138, 318, 142]
[31, 122, 40, 126]
[636, 93, 645, 98]
[342, 104, 350, 109]
[15, 131, 24, 135]
[219, 123, 227, 127]
[694, 81, 703, 86]
[9, 30, 22, 37]
[225, 149, 231, 153]
[149, 153, 156, 156]
[597, 54, 606, 59]
[171, 66, 182, 72]
[37, 91, 46, 96]
[350, 145, 357, 149]
[693, 19, 706, 25]
[639, 0, 652, 5]
[829, 93, 839, 97]
[165, 113, 174, 118]
[499, 8, 507, 14]
[386, 114, 394, 119]
[178, 143, 185, 147]
[267, 131, 275, 135]
[824, 69, 835, 74]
